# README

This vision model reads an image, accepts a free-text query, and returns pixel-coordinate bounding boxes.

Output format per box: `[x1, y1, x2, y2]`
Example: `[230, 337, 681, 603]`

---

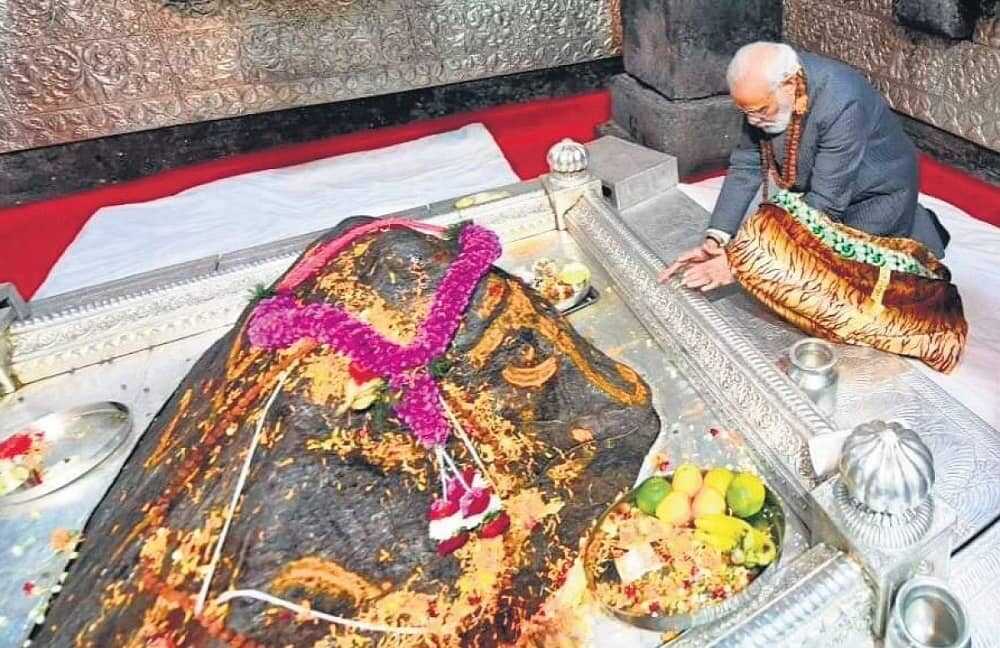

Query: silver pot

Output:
[886, 577, 970, 648]
[786, 338, 838, 416]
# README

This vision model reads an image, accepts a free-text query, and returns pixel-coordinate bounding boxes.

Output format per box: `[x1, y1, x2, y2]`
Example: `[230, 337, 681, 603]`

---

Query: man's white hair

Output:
[726, 42, 801, 91]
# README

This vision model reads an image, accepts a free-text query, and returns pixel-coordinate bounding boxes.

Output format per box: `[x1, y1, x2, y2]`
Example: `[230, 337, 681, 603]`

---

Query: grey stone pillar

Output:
[603, 0, 782, 177]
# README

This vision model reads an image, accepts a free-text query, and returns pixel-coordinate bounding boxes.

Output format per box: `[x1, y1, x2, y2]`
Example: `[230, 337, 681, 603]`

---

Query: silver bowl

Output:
[886, 577, 971, 648]
[583, 474, 786, 633]
[0, 401, 132, 505]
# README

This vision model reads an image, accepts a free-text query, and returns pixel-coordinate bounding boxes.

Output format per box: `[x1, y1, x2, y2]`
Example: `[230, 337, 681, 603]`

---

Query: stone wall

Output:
[0, 0, 621, 154]
[603, 0, 782, 177]
[784, 0, 1000, 154]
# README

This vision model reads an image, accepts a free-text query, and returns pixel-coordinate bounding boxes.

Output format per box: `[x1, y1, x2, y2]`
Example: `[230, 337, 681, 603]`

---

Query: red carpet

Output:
[1, 89, 997, 300]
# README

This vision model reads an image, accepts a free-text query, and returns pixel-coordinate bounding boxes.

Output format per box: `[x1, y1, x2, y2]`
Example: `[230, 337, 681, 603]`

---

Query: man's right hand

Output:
[658, 238, 722, 283]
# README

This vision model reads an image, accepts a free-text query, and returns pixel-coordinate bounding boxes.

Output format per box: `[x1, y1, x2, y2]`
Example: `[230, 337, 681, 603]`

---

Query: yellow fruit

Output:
[655, 491, 692, 526]
[745, 528, 777, 566]
[671, 463, 703, 497]
[694, 529, 738, 552]
[703, 468, 735, 495]
[694, 514, 752, 540]
[558, 262, 591, 286]
[691, 487, 727, 517]
[727, 473, 767, 518]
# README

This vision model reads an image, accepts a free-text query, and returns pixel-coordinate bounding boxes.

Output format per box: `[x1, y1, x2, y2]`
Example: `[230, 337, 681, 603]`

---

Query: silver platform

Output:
[1, 136, 997, 646]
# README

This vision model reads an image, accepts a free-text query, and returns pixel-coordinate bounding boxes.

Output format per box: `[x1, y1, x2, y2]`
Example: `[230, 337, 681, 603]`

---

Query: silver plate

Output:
[583, 474, 787, 634]
[0, 402, 132, 505]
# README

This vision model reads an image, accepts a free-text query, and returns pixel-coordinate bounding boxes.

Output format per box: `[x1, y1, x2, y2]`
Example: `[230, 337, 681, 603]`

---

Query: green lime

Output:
[726, 473, 766, 518]
[635, 476, 672, 515]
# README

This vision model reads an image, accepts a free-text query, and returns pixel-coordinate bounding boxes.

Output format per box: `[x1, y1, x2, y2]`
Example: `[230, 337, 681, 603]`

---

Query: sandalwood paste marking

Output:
[470, 282, 649, 406]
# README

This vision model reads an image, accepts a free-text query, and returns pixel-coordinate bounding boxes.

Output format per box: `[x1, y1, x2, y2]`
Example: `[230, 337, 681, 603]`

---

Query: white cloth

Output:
[35, 124, 519, 298]
[678, 177, 1000, 432]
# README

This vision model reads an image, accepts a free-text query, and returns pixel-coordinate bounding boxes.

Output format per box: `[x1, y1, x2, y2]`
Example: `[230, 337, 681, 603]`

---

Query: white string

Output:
[214, 589, 426, 635]
[439, 396, 496, 491]
[194, 371, 290, 615]
[438, 447, 472, 492]
[435, 446, 449, 498]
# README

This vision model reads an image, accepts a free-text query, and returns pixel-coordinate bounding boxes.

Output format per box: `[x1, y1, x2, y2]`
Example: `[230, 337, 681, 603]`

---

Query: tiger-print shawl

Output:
[727, 203, 968, 373]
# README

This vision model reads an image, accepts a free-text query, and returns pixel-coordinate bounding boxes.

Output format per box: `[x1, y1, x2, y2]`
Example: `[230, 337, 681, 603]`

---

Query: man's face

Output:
[732, 76, 796, 135]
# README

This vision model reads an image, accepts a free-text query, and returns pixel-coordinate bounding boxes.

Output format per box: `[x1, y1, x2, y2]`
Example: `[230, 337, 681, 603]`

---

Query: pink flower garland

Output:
[246, 222, 501, 447]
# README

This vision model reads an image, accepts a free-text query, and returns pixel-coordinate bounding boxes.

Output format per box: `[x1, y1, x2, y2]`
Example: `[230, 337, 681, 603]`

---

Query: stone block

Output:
[622, 0, 783, 99]
[608, 74, 744, 178]
[585, 135, 679, 210]
[893, 0, 981, 39]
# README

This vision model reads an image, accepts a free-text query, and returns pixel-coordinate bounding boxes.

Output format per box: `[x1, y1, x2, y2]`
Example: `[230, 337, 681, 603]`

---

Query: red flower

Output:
[22, 581, 35, 596]
[446, 468, 478, 502]
[436, 532, 469, 556]
[479, 512, 510, 539]
[0, 433, 35, 460]
[461, 488, 491, 517]
[348, 362, 379, 384]
[427, 498, 460, 521]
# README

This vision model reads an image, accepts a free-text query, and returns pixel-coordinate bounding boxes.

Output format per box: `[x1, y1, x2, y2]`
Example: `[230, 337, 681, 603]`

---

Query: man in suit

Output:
[660, 41, 950, 291]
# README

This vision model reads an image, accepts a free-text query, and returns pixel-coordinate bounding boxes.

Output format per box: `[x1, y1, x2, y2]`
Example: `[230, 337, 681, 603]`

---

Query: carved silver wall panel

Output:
[784, 0, 1000, 152]
[0, 0, 622, 153]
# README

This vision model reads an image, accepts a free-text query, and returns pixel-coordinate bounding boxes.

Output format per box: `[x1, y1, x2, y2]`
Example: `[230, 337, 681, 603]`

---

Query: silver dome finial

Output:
[546, 138, 589, 175]
[839, 420, 934, 515]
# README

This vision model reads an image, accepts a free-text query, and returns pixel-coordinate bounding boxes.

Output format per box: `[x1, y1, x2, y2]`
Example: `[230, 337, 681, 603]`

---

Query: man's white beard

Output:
[759, 110, 791, 134]
[754, 93, 794, 134]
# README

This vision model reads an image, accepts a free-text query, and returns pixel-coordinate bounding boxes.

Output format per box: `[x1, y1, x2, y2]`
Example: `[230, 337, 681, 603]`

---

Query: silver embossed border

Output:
[564, 189, 830, 521]
[670, 544, 874, 648]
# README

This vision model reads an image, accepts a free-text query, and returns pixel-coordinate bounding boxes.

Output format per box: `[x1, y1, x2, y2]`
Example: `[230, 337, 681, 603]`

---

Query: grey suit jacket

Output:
[709, 51, 948, 257]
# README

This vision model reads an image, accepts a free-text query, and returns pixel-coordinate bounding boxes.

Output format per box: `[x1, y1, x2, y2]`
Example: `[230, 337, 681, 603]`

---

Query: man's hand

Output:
[658, 239, 720, 282]
[679, 253, 734, 291]
[658, 239, 735, 292]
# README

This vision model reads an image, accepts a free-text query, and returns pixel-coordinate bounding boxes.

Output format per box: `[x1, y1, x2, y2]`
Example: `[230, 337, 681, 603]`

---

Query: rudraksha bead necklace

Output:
[761, 69, 809, 198]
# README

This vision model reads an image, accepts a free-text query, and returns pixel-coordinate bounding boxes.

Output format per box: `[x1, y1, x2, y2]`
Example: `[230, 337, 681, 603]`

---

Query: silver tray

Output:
[0, 401, 132, 505]
[583, 474, 787, 634]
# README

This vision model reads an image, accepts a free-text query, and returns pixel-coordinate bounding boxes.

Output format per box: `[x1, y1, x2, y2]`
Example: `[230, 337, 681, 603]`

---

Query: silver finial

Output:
[839, 420, 934, 515]
[546, 138, 589, 175]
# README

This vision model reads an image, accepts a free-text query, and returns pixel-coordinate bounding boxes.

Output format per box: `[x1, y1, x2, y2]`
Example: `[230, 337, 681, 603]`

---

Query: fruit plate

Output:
[582, 472, 786, 634]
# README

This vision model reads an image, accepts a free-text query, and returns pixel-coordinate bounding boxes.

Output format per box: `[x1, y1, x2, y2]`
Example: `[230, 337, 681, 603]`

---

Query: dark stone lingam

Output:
[33, 218, 660, 647]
